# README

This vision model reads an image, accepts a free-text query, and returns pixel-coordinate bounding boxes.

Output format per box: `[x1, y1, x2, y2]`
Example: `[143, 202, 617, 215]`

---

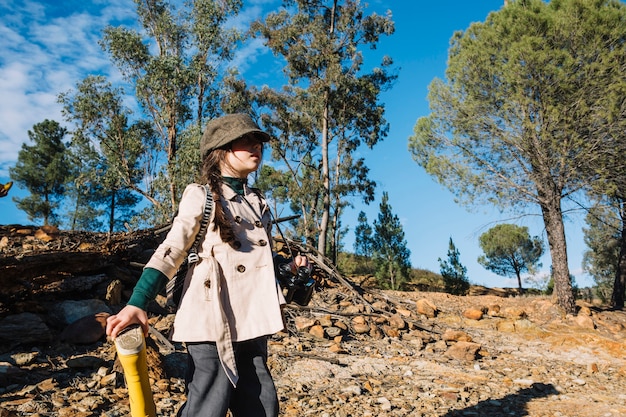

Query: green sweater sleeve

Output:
[127, 267, 168, 310]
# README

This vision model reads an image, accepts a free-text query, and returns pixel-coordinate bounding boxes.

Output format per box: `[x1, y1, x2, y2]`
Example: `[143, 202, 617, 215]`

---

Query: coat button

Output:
[232, 241, 242, 249]
[234, 216, 242, 223]
[258, 239, 267, 246]
[254, 220, 263, 228]
[237, 265, 246, 273]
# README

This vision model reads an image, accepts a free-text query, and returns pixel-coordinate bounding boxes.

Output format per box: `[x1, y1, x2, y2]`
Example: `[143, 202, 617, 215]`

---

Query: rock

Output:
[105, 280, 123, 306]
[51, 300, 112, 326]
[442, 329, 473, 342]
[352, 322, 370, 334]
[0, 313, 51, 345]
[502, 307, 527, 319]
[294, 316, 316, 332]
[575, 315, 595, 329]
[416, 298, 438, 318]
[487, 304, 501, 316]
[66, 355, 105, 369]
[463, 308, 484, 320]
[444, 341, 482, 361]
[0, 226, 624, 417]
[381, 325, 400, 338]
[35, 226, 60, 242]
[387, 313, 406, 330]
[325, 327, 342, 338]
[309, 325, 325, 339]
[10, 351, 39, 366]
[59, 312, 109, 344]
[317, 315, 333, 327]
[396, 307, 412, 317]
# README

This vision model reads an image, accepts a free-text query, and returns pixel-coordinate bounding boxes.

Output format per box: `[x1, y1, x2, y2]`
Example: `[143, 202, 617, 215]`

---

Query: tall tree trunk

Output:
[318, 101, 331, 256]
[540, 196, 576, 314]
[611, 201, 626, 308]
[388, 255, 395, 290]
[108, 190, 116, 234]
[167, 124, 177, 214]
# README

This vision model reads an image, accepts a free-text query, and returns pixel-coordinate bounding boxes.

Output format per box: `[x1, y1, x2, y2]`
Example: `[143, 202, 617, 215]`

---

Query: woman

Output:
[106, 113, 307, 417]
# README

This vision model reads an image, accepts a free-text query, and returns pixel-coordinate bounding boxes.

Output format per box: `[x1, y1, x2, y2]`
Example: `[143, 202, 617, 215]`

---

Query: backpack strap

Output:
[187, 184, 213, 264]
[165, 185, 213, 309]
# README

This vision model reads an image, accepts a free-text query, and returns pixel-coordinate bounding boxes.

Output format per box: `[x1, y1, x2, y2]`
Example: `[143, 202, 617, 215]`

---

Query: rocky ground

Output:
[1, 289, 625, 417]
[1, 225, 625, 417]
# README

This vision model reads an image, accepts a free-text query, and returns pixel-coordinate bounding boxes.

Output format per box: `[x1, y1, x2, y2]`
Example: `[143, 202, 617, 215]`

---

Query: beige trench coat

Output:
[145, 183, 285, 385]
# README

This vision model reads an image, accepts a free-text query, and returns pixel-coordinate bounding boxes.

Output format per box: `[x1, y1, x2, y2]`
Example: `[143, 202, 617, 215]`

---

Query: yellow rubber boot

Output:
[114, 325, 156, 417]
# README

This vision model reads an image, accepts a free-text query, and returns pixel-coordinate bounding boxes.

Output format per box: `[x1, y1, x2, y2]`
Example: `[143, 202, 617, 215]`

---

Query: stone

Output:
[502, 307, 527, 319]
[463, 308, 484, 320]
[444, 341, 482, 361]
[59, 312, 109, 344]
[294, 316, 317, 331]
[0, 313, 51, 344]
[575, 315, 595, 329]
[352, 323, 370, 334]
[416, 299, 438, 318]
[487, 304, 501, 316]
[442, 329, 473, 342]
[309, 325, 325, 339]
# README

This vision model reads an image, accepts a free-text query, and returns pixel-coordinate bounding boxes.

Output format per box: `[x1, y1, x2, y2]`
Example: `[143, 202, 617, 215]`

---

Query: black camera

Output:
[275, 256, 315, 306]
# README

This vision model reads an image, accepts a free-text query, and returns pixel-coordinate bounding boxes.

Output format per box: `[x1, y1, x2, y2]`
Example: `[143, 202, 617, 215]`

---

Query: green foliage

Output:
[337, 251, 443, 292]
[98, 0, 242, 220]
[336, 252, 376, 277]
[371, 192, 411, 290]
[406, 268, 445, 292]
[478, 224, 544, 290]
[354, 211, 373, 258]
[545, 273, 579, 300]
[256, 165, 292, 220]
[59, 76, 147, 231]
[251, 0, 397, 256]
[582, 203, 621, 303]
[408, 0, 626, 314]
[438, 238, 470, 295]
[9, 120, 71, 226]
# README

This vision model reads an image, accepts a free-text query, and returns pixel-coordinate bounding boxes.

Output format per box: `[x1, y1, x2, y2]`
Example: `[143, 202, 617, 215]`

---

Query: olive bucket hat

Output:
[200, 113, 270, 158]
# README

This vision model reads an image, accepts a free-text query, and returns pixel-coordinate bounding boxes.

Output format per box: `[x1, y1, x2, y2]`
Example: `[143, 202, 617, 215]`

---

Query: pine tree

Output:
[10, 120, 71, 226]
[408, 0, 626, 313]
[354, 211, 373, 270]
[372, 192, 411, 290]
[438, 238, 470, 295]
[478, 224, 544, 292]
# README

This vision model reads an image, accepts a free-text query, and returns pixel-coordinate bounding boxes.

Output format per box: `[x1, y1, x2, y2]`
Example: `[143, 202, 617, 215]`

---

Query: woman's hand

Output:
[106, 305, 149, 339]
[292, 253, 309, 269]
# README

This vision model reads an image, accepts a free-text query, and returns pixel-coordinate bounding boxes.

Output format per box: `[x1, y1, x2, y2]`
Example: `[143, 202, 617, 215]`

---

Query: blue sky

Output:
[0, 0, 594, 288]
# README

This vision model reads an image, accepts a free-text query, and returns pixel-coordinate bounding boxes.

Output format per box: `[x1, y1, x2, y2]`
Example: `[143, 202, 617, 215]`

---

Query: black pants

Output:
[177, 337, 279, 417]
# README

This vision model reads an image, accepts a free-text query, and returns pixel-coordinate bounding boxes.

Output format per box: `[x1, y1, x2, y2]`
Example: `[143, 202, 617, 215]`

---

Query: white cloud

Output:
[0, 0, 133, 176]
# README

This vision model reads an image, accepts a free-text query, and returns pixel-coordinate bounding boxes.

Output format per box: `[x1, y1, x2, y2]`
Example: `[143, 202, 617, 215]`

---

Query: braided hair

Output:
[200, 148, 236, 245]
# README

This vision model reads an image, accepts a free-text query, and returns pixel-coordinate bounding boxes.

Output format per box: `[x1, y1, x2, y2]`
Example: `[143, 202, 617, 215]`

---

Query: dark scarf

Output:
[222, 176, 246, 196]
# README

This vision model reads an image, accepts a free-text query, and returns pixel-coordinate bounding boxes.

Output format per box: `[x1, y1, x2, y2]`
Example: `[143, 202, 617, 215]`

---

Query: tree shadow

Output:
[440, 382, 559, 417]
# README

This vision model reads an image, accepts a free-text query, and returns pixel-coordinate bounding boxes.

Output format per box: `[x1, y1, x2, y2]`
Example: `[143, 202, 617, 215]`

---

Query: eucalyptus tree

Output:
[9, 120, 70, 226]
[478, 224, 544, 292]
[60, 76, 150, 231]
[408, 0, 626, 314]
[99, 0, 242, 219]
[252, 0, 396, 256]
